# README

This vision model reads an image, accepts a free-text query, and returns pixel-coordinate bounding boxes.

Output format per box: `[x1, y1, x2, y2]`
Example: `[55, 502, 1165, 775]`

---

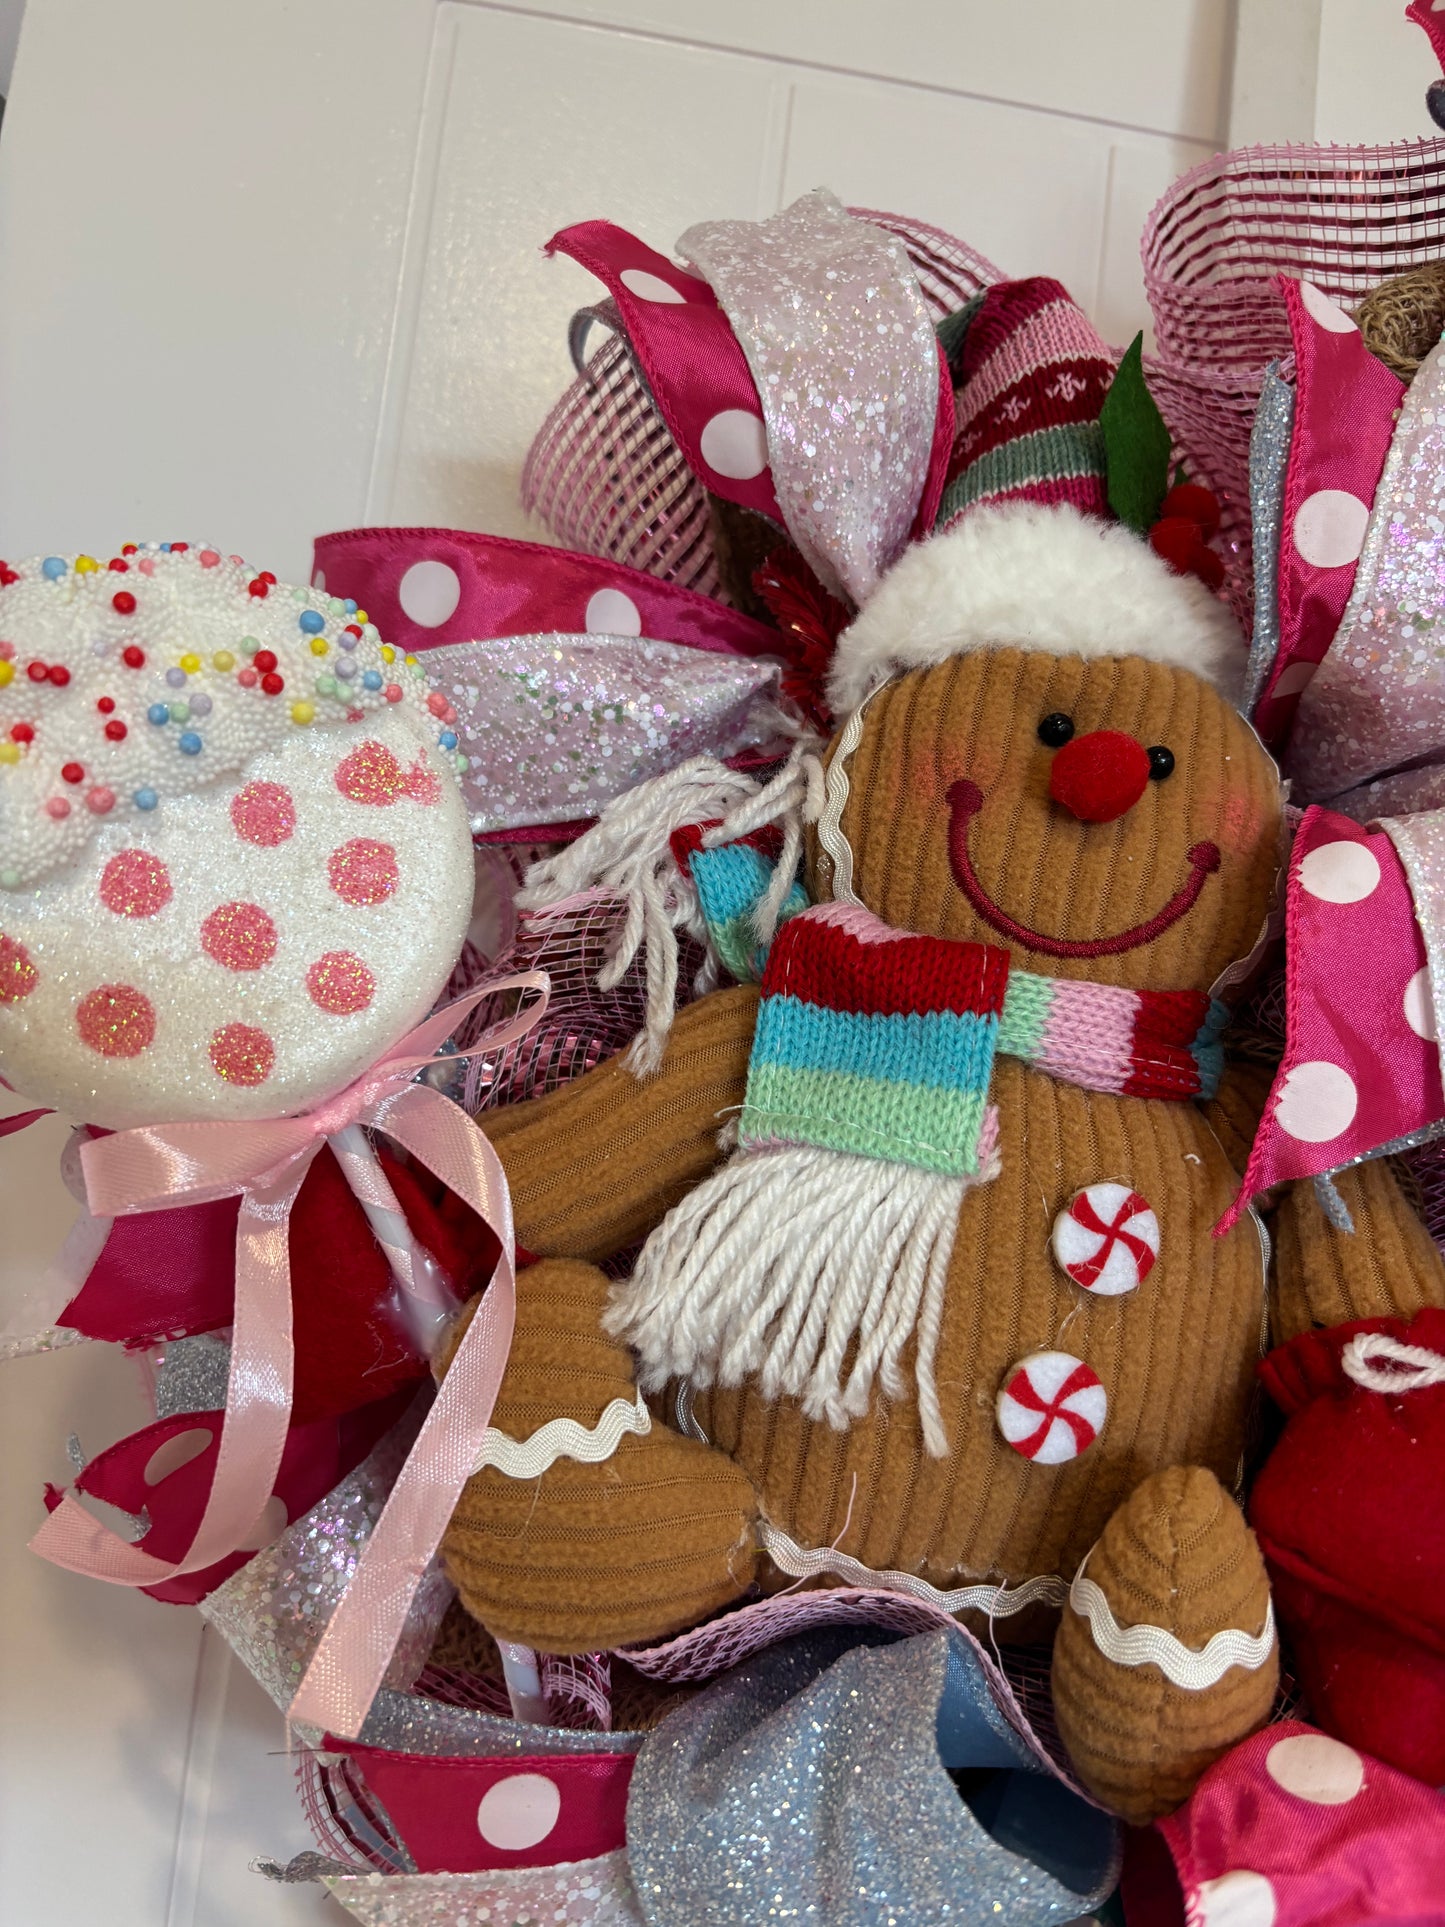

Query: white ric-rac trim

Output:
[760, 1519, 1066, 1617]
[1069, 1559, 1276, 1690]
[470, 1391, 651, 1478]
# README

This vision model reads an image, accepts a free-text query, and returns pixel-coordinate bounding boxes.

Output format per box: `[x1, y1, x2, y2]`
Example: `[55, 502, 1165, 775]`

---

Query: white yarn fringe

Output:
[606, 1141, 996, 1457]
[518, 741, 824, 1074]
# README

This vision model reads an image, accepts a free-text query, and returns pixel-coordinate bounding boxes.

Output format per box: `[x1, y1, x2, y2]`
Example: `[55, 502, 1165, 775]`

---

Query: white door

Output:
[0, 2, 1420, 1920]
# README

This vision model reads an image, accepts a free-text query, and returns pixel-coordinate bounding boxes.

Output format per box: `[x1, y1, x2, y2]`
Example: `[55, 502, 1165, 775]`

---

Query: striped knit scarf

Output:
[609, 875, 1224, 1460]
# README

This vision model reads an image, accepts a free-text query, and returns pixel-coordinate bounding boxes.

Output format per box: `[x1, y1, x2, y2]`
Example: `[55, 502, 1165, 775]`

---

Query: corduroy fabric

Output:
[440, 1259, 758, 1653]
[1050, 1467, 1277, 1823]
[1268, 1153, 1445, 1345]
[695, 1051, 1268, 1588]
[480, 984, 758, 1262]
[809, 650, 1282, 995]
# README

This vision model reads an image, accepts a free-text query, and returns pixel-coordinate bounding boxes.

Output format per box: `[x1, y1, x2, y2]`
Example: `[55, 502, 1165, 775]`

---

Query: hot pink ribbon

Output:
[30, 973, 548, 1737]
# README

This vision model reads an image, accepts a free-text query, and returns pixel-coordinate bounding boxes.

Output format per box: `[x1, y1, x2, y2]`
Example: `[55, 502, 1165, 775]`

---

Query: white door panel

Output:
[0, 2, 1242, 1920]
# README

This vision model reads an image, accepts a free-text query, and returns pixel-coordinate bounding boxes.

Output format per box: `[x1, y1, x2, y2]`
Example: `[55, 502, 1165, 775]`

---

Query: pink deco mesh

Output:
[521, 214, 1003, 598]
[452, 890, 704, 1113]
[1142, 137, 1445, 626]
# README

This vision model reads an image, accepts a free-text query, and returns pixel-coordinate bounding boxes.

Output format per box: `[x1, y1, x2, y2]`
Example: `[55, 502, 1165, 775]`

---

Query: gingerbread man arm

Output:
[1269, 1155, 1445, 1343]
[1199, 1056, 1445, 1339]
[481, 984, 759, 1261]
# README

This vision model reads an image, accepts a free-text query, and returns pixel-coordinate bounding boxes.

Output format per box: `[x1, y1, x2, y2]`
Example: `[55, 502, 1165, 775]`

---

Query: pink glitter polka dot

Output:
[405, 758, 441, 806]
[0, 934, 38, 1002]
[201, 901, 278, 972]
[307, 951, 376, 1014]
[230, 781, 295, 847]
[335, 741, 407, 806]
[327, 838, 399, 906]
[209, 1022, 275, 1086]
[100, 849, 173, 918]
[76, 983, 156, 1058]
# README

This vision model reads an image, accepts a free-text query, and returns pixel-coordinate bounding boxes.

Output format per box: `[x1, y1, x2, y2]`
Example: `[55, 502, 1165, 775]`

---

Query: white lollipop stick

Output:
[328, 1123, 454, 1353]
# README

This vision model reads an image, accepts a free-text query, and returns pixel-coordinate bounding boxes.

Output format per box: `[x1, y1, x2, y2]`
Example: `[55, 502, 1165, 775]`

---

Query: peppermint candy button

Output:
[997, 1352, 1107, 1465]
[1051, 1182, 1159, 1296]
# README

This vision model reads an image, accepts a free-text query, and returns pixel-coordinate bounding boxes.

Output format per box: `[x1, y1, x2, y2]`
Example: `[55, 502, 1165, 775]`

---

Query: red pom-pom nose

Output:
[1049, 730, 1151, 823]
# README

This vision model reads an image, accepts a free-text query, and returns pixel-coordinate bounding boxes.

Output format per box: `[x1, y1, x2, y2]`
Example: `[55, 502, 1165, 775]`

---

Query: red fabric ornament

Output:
[1251, 1308, 1445, 1787]
[1048, 729, 1151, 823]
[60, 1144, 502, 1425]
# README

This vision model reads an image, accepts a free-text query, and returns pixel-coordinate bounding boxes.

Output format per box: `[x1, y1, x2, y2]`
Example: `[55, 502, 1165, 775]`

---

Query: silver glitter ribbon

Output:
[154, 1331, 231, 1420]
[627, 1628, 1118, 1926]
[352, 1688, 642, 1761]
[421, 634, 780, 835]
[1289, 339, 1445, 802]
[320, 1854, 645, 1926]
[1242, 363, 1295, 717]
[200, 1398, 451, 1724]
[1381, 809, 1445, 1047]
[680, 190, 941, 605]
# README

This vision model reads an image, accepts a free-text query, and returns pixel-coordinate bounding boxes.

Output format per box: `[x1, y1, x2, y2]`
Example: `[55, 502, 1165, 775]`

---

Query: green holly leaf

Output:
[1100, 332, 1172, 534]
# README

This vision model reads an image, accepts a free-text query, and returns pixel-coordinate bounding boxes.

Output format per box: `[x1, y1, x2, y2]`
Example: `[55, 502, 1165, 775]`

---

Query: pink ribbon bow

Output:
[30, 973, 548, 1738]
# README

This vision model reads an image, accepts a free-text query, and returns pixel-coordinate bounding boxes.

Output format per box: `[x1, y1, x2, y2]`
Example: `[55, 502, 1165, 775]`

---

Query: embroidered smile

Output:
[945, 779, 1221, 959]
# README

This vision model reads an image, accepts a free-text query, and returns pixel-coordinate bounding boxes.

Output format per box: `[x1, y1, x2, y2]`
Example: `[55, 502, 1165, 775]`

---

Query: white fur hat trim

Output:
[826, 502, 1244, 716]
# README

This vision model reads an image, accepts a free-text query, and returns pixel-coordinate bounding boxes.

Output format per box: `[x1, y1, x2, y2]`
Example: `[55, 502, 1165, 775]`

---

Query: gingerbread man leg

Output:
[440, 1259, 759, 1654]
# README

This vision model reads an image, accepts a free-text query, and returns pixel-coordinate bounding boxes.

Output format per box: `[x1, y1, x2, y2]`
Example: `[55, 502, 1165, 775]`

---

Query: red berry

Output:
[111, 591, 137, 615]
[1188, 546, 1226, 592]
[107, 558, 129, 573]
[104, 719, 128, 742]
[260, 671, 284, 696]
[1148, 516, 1204, 574]
[121, 645, 146, 669]
[48, 665, 71, 687]
[252, 649, 278, 673]
[97, 696, 115, 714]
[26, 661, 48, 683]
[248, 578, 269, 598]
[10, 723, 33, 744]
[61, 762, 84, 785]
[1159, 482, 1220, 537]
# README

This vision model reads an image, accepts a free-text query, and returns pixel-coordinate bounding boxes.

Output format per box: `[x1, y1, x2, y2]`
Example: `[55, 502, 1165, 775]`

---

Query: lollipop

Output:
[0, 545, 541, 1742]
[0, 545, 473, 1123]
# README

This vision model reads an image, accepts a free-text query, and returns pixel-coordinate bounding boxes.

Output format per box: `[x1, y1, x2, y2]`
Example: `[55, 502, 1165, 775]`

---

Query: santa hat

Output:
[827, 278, 1243, 718]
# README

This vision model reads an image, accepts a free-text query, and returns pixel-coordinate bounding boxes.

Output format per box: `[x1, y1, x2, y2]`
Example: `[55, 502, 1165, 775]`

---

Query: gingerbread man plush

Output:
[439, 297, 1445, 1821]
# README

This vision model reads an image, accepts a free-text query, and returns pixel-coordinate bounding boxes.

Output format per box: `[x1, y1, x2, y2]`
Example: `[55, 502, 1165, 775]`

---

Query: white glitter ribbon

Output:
[680, 191, 942, 605]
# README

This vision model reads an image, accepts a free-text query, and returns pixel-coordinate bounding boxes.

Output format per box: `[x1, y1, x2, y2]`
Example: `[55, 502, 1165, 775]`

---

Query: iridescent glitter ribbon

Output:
[1288, 338, 1445, 802]
[680, 190, 946, 604]
[32, 975, 548, 1738]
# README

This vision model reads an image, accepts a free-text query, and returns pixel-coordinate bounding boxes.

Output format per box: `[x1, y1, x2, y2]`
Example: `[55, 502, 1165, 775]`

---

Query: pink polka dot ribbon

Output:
[547, 218, 784, 526]
[30, 973, 550, 1743]
[1223, 807, 1444, 1231]
[1157, 1720, 1445, 1925]
[311, 526, 780, 662]
[1252, 278, 1403, 748]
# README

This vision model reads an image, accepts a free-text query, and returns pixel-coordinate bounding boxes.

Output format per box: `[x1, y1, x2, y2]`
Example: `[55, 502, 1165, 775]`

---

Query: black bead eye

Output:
[1147, 745, 1175, 781]
[1037, 713, 1075, 748]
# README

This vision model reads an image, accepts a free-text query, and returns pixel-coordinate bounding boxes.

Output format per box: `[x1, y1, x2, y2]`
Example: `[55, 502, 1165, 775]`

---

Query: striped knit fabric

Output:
[669, 820, 808, 983]
[936, 277, 1114, 530]
[741, 902, 1009, 1178]
[737, 902, 1225, 1182]
[998, 972, 1226, 1104]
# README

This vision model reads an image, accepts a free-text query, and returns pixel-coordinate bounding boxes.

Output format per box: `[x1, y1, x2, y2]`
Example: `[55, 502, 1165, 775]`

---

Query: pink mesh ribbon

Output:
[30, 973, 549, 1737]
